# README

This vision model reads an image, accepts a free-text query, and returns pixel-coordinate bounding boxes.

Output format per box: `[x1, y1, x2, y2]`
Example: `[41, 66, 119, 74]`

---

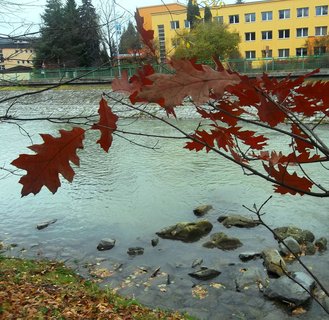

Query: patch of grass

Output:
[0, 255, 192, 319]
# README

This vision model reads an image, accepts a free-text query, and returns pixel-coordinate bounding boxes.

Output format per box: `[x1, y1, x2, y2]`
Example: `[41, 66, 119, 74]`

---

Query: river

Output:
[1, 89, 329, 319]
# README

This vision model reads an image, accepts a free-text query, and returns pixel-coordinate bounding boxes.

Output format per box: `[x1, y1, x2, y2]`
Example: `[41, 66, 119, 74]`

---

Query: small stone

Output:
[127, 247, 144, 256]
[315, 237, 327, 251]
[203, 232, 243, 250]
[239, 252, 261, 262]
[36, 219, 57, 230]
[97, 239, 116, 251]
[261, 248, 287, 276]
[188, 267, 221, 280]
[193, 205, 213, 217]
[279, 236, 301, 256]
[151, 238, 159, 247]
[218, 214, 260, 228]
[304, 242, 316, 255]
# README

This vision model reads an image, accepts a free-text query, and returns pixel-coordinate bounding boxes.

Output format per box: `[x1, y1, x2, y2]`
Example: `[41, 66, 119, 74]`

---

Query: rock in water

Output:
[188, 267, 221, 280]
[315, 237, 328, 251]
[36, 219, 57, 230]
[261, 248, 287, 276]
[218, 214, 261, 228]
[279, 236, 301, 256]
[273, 226, 315, 244]
[193, 205, 213, 217]
[203, 232, 243, 250]
[97, 239, 116, 251]
[127, 247, 144, 256]
[156, 220, 213, 242]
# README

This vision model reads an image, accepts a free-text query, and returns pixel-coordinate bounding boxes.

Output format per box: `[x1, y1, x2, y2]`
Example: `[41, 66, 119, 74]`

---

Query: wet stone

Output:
[235, 267, 267, 292]
[36, 219, 57, 230]
[191, 258, 203, 268]
[127, 247, 144, 256]
[304, 242, 316, 255]
[279, 236, 301, 256]
[193, 204, 213, 217]
[203, 232, 243, 250]
[188, 267, 221, 280]
[239, 252, 262, 262]
[273, 226, 315, 244]
[97, 239, 116, 251]
[261, 248, 287, 276]
[151, 238, 159, 247]
[315, 237, 327, 251]
[218, 214, 261, 228]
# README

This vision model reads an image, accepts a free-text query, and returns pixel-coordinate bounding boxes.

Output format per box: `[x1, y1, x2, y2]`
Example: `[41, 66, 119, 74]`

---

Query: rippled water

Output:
[1, 101, 329, 318]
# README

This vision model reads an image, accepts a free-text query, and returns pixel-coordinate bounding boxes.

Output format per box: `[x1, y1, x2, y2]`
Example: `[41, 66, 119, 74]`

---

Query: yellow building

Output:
[137, 0, 329, 61]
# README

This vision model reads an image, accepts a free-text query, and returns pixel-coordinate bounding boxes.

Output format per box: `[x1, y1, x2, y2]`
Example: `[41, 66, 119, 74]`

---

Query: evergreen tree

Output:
[204, 6, 212, 23]
[187, 0, 200, 28]
[79, 0, 102, 66]
[61, 0, 84, 67]
[119, 21, 141, 54]
[34, 0, 65, 67]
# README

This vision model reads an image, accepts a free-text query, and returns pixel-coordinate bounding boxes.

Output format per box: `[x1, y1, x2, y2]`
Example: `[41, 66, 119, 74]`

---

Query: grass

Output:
[0, 255, 195, 319]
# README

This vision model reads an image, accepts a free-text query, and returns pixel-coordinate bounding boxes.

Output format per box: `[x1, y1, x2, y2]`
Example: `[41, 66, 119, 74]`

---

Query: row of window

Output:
[15, 49, 33, 53]
[17, 60, 32, 64]
[228, 5, 328, 24]
[245, 46, 327, 59]
[245, 26, 328, 41]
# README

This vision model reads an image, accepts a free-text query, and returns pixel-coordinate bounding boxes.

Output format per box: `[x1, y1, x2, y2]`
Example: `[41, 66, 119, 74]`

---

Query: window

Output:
[261, 49, 272, 58]
[157, 24, 166, 63]
[17, 60, 20, 64]
[261, 31, 272, 40]
[314, 47, 326, 55]
[245, 51, 256, 59]
[245, 32, 256, 41]
[184, 20, 190, 28]
[245, 13, 256, 22]
[214, 16, 223, 24]
[229, 15, 239, 24]
[279, 9, 290, 19]
[296, 28, 308, 37]
[278, 49, 289, 58]
[315, 26, 328, 36]
[315, 5, 328, 16]
[278, 29, 290, 39]
[297, 7, 309, 18]
[296, 48, 307, 57]
[170, 20, 180, 30]
[171, 38, 181, 47]
[261, 11, 272, 21]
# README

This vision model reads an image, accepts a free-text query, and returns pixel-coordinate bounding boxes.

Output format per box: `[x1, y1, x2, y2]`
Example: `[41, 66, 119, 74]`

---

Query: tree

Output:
[119, 21, 141, 55]
[187, 0, 200, 28]
[34, 0, 65, 68]
[173, 22, 240, 60]
[204, 6, 212, 23]
[79, 0, 102, 67]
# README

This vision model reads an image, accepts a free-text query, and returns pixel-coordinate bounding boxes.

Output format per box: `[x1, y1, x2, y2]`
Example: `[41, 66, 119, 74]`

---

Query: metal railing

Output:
[0, 54, 328, 83]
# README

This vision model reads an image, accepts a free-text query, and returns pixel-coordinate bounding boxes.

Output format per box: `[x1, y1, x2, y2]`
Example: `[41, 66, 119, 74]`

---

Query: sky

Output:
[0, 0, 249, 36]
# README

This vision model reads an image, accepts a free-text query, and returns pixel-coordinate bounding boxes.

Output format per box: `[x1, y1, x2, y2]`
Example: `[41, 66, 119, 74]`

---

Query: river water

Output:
[1, 91, 329, 319]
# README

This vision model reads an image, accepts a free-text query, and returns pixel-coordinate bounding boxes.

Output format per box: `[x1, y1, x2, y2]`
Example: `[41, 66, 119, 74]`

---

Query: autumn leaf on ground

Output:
[11, 127, 85, 196]
[92, 98, 118, 152]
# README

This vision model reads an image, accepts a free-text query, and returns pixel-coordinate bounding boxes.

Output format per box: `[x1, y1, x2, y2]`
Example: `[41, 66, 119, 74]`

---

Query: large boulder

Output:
[273, 226, 315, 244]
[235, 267, 267, 292]
[261, 248, 287, 276]
[264, 272, 315, 306]
[156, 220, 213, 242]
[203, 232, 243, 250]
[218, 214, 261, 228]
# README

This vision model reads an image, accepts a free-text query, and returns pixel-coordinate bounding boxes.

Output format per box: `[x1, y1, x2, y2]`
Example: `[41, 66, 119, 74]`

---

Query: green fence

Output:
[1, 54, 328, 83]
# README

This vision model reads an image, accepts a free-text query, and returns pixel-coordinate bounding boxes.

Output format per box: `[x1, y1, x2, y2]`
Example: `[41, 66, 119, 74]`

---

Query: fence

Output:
[1, 55, 328, 83]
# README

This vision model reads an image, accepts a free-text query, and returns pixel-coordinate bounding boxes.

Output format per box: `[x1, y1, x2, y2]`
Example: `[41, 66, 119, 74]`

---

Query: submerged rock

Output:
[156, 220, 213, 242]
[239, 252, 262, 262]
[279, 236, 301, 256]
[191, 258, 203, 268]
[218, 214, 261, 228]
[151, 238, 159, 247]
[235, 267, 267, 291]
[36, 219, 57, 230]
[264, 272, 315, 306]
[127, 247, 144, 256]
[97, 239, 116, 251]
[193, 205, 213, 217]
[188, 267, 221, 280]
[315, 237, 327, 251]
[273, 226, 315, 244]
[261, 248, 287, 276]
[203, 232, 243, 250]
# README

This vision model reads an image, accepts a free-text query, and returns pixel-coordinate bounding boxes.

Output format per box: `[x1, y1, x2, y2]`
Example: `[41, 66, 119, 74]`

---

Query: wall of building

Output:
[140, 0, 329, 60]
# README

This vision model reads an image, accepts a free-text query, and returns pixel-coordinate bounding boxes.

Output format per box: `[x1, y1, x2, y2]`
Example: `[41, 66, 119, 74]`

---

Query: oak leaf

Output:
[92, 98, 118, 152]
[11, 127, 85, 196]
[135, 11, 155, 55]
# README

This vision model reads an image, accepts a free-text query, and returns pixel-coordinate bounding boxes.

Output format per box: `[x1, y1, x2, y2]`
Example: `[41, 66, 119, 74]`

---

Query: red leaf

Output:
[263, 163, 313, 195]
[185, 130, 215, 152]
[92, 98, 118, 152]
[135, 11, 155, 55]
[111, 70, 135, 94]
[137, 59, 240, 108]
[11, 127, 85, 196]
[290, 124, 314, 153]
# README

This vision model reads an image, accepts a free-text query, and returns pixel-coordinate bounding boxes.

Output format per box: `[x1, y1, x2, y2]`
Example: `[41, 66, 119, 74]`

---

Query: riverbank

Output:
[0, 254, 192, 319]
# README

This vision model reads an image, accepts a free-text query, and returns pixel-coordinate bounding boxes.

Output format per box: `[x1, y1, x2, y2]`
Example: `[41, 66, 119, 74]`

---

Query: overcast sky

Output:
[0, 0, 249, 36]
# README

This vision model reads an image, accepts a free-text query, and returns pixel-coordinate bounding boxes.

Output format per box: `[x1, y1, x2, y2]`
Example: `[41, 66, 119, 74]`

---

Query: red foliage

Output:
[134, 11, 156, 55]
[11, 128, 85, 196]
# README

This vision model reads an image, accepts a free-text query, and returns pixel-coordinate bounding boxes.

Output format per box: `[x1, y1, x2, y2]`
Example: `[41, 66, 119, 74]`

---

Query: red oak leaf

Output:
[111, 70, 135, 94]
[92, 98, 118, 152]
[135, 11, 155, 55]
[11, 127, 85, 196]
[263, 163, 313, 195]
[137, 59, 240, 108]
